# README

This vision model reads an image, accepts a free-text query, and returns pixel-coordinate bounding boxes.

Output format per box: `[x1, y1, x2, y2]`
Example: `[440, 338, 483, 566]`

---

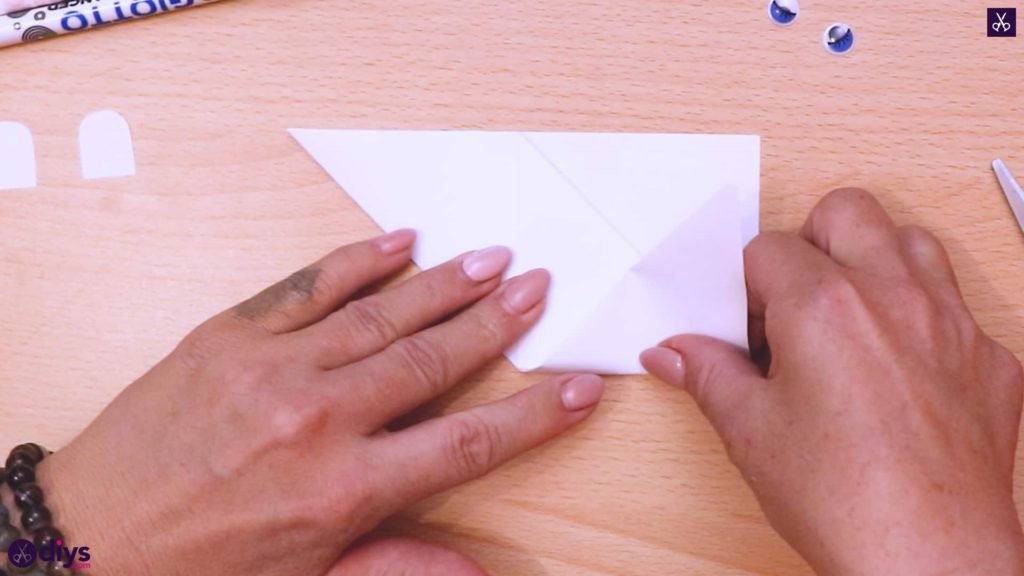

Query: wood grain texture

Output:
[1, 2, 1022, 574]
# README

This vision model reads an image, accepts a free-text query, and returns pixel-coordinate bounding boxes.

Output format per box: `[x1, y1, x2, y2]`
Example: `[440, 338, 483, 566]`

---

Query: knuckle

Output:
[285, 266, 333, 307]
[898, 224, 934, 247]
[175, 320, 232, 370]
[686, 358, 724, 408]
[744, 231, 787, 260]
[469, 308, 509, 348]
[216, 356, 273, 396]
[823, 187, 873, 208]
[445, 413, 502, 478]
[394, 336, 451, 394]
[232, 266, 330, 325]
[195, 356, 277, 425]
[812, 188, 876, 225]
[268, 401, 331, 447]
[343, 298, 400, 343]
[898, 225, 948, 261]
[808, 272, 861, 312]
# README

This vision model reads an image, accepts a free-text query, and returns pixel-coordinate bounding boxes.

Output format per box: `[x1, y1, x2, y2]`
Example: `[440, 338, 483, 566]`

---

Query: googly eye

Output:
[823, 23, 855, 54]
[768, 0, 800, 26]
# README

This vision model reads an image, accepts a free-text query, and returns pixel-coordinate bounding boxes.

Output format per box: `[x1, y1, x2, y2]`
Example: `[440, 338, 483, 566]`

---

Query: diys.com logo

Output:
[7, 538, 92, 571]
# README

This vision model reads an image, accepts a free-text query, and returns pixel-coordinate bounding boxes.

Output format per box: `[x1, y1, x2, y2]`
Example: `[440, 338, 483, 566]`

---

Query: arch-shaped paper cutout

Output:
[0, 121, 37, 190]
[79, 110, 136, 180]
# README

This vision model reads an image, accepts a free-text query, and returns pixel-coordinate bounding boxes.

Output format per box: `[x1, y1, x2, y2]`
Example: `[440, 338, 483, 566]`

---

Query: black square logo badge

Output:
[989, 8, 1016, 37]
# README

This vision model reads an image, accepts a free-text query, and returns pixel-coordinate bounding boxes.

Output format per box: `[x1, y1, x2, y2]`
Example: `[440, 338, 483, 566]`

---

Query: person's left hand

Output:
[28, 230, 603, 576]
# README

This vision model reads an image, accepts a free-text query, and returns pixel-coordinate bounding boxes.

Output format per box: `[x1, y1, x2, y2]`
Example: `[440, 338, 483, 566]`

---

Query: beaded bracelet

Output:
[1, 444, 72, 576]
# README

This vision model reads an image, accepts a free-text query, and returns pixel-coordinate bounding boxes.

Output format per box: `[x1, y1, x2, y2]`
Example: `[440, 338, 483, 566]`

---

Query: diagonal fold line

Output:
[520, 133, 642, 256]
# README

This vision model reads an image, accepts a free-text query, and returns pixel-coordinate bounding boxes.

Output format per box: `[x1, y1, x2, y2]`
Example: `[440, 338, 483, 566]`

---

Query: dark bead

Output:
[0, 524, 20, 552]
[43, 562, 71, 576]
[32, 528, 61, 552]
[2, 455, 33, 473]
[18, 444, 44, 463]
[5, 445, 44, 470]
[19, 506, 50, 533]
[13, 485, 43, 512]
[3, 457, 23, 472]
[3, 455, 27, 471]
[5, 466, 34, 490]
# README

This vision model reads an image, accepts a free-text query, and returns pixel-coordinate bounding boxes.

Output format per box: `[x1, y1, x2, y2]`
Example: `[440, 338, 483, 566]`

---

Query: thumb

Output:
[641, 335, 764, 432]
[328, 537, 486, 576]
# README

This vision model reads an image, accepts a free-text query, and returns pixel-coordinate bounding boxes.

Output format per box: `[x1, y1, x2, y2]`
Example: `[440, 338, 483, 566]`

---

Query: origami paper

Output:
[0, 121, 36, 190]
[290, 130, 760, 374]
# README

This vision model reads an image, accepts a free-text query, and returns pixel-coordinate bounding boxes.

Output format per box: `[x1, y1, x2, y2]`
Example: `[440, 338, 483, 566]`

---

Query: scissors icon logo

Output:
[993, 12, 1010, 32]
[6, 539, 37, 568]
[988, 7, 1016, 37]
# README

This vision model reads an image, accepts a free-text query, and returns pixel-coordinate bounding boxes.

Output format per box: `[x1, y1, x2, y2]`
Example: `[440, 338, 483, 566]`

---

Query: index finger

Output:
[744, 231, 839, 317]
[799, 188, 906, 276]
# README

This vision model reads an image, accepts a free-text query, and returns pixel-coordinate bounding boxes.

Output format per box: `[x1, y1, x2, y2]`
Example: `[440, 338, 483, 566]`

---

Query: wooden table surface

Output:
[2, 2, 1023, 574]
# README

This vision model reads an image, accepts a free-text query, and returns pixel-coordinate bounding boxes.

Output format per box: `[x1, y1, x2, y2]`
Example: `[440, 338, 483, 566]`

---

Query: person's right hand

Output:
[643, 189, 1024, 575]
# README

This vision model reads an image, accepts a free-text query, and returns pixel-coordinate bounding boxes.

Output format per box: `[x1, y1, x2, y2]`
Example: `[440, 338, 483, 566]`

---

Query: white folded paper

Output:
[0, 121, 36, 190]
[79, 110, 136, 180]
[290, 130, 760, 374]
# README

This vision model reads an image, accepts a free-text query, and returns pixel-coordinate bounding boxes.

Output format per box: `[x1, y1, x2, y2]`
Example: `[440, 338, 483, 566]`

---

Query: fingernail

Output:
[561, 374, 605, 411]
[640, 347, 685, 387]
[376, 229, 417, 256]
[462, 246, 513, 282]
[501, 269, 550, 314]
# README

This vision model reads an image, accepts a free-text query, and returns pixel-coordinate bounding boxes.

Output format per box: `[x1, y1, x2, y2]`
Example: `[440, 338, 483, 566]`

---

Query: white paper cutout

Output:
[290, 129, 760, 374]
[79, 110, 136, 180]
[0, 121, 37, 190]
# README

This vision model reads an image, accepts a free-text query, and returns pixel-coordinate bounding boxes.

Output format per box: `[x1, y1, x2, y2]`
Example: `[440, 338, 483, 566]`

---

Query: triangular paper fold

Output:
[536, 187, 747, 373]
[290, 129, 759, 374]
